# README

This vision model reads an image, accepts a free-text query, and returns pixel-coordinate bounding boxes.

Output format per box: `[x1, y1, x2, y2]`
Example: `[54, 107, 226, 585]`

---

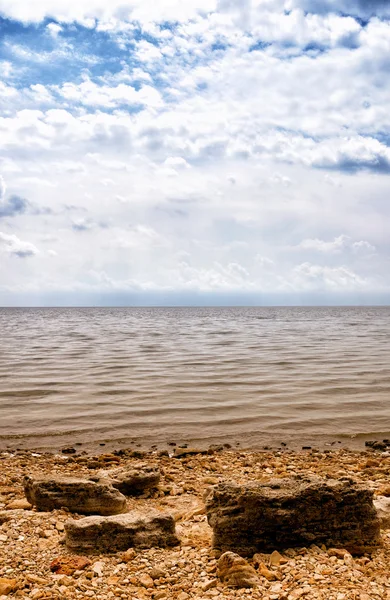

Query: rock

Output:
[0, 512, 11, 525]
[217, 551, 260, 588]
[65, 511, 180, 552]
[258, 562, 278, 581]
[5, 499, 32, 510]
[23, 476, 127, 515]
[206, 477, 381, 556]
[122, 548, 136, 562]
[0, 578, 18, 595]
[50, 556, 92, 575]
[100, 464, 160, 496]
[202, 579, 218, 591]
[173, 447, 208, 458]
[61, 447, 77, 454]
[139, 574, 154, 588]
[149, 567, 166, 580]
[92, 561, 105, 576]
[374, 496, 390, 529]
[269, 550, 283, 566]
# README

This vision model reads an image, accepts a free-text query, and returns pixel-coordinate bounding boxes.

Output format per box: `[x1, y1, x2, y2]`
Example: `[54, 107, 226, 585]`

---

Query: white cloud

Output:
[292, 262, 367, 290]
[0, 2, 389, 302]
[0, 232, 38, 257]
[298, 235, 376, 254]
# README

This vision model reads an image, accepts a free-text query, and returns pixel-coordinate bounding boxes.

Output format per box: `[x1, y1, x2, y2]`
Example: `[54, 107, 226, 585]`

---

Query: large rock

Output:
[206, 477, 381, 556]
[98, 463, 160, 496]
[24, 476, 127, 515]
[65, 511, 180, 552]
[374, 496, 390, 529]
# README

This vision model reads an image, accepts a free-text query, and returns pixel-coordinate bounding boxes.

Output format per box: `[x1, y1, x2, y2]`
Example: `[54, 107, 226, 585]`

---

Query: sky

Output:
[0, 0, 389, 306]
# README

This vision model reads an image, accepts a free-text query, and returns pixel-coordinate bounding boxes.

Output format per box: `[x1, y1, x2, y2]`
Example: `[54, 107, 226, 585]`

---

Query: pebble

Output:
[0, 447, 389, 600]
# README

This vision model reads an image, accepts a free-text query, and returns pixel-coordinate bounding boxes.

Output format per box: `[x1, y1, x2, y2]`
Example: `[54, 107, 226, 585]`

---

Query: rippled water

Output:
[0, 307, 390, 450]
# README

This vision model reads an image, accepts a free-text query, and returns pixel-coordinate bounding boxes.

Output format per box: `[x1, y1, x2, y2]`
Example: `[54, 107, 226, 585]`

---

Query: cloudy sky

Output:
[0, 0, 389, 306]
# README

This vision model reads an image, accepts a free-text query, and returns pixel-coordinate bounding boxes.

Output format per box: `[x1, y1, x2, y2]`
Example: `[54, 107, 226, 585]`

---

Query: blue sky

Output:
[0, 0, 389, 306]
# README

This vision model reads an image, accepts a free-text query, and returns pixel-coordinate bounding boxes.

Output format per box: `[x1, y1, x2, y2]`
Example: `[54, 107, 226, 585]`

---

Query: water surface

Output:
[0, 307, 389, 450]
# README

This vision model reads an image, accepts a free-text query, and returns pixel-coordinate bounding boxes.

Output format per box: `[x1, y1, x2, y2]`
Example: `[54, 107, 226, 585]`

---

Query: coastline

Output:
[2, 429, 390, 455]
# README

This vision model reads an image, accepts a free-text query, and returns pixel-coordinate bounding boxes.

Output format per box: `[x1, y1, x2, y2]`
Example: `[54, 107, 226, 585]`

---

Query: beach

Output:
[1, 445, 390, 600]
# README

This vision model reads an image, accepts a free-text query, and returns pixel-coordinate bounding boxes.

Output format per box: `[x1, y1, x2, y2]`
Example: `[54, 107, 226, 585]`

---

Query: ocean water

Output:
[0, 306, 389, 451]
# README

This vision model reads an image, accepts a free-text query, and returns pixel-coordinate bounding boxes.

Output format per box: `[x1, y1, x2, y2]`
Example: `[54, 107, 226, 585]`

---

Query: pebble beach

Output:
[1, 445, 390, 600]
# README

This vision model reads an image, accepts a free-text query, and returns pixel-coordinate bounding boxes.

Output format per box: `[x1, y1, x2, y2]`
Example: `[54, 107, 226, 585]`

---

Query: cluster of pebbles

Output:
[1, 443, 390, 600]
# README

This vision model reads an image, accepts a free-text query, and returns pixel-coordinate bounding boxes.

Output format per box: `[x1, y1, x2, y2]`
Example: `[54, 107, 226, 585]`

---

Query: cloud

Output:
[0, 4, 389, 304]
[292, 262, 367, 290]
[0, 0, 217, 24]
[290, 0, 390, 18]
[0, 194, 29, 218]
[0, 232, 38, 257]
[298, 234, 376, 253]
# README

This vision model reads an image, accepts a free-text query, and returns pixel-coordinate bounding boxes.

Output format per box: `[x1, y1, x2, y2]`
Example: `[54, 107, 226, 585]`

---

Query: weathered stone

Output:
[65, 511, 180, 552]
[99, 463, 160, 496]
[206, 477, 381, 556]
[217, 551, 260, 588]
[5, 499, 32, 510]
[50, 556, 92, 575]
[23, 476, 127, 515]
[0, 578, 18, 595]
[374, 496, 390, 529]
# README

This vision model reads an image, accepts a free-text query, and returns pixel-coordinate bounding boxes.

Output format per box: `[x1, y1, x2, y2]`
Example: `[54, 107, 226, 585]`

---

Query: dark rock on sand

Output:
[24, 476, 127, 515]
[173, 447, 208, 458]
[206, 476, 381, 556]
[65, 512, 180, 552]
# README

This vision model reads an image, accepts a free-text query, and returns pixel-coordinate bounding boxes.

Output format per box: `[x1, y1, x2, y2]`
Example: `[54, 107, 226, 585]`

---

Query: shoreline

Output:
[2, 430, 390, 455]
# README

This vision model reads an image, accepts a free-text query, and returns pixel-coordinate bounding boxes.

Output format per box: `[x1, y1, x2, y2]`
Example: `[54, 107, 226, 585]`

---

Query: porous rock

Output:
[65, 511, 180, 552]
[206, 476, 381, 556]
[217, 551, 260, 588]
[99, 463, 160, 496]
[23, 476, 127, 515]
[374, 495, 390, 529]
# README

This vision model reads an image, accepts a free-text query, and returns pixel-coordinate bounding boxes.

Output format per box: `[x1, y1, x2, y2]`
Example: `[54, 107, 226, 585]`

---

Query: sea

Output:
[0, 306, 389, 452]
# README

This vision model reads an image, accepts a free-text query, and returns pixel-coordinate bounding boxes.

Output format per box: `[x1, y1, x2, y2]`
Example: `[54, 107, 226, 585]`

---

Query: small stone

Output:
[92, 561, 105, 577]
[122, 548, 136, 562]
[0, 578, 18, 595]
[202, 579, 218, 591]
[217, 551, 260, 588]
[173, 447, 207, 458]
[269, 550, 283, 566]
[139, 574, 154, 588]
[328, 548, 348, 559]
[374, 495, 390, 529]
[149, 568, 166, 580]
[5, 499, 32, 510]
[50, 556, 92, 575]
[259, 562, 278, 581]
[62, 447, 77, 454]
[177, 593, 190, 600]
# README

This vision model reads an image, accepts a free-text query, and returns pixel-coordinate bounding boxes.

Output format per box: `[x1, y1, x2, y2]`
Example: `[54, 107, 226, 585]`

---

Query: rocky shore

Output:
[1, 445, 390, 600]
